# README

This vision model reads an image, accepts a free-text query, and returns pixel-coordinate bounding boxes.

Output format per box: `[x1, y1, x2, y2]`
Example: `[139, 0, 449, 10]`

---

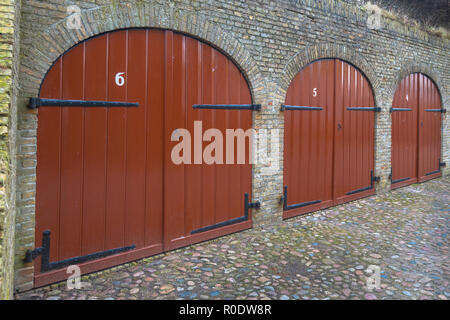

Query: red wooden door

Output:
[418, 74, 442, 182]
[391, 74, 419, 189]
[35, 29, 253, 287]
[283, 59, 375, 219]
[391, 73, 442, 188]
[333, 60, 375, 204]
[283, 59, 335, 218]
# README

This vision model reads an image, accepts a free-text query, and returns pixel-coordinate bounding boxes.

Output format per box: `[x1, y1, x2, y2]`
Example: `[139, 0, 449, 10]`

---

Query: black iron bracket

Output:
[192, 104, 261, 111]
[346, 170, 378, 195]
[425, 170, 440, 176]
[28, 98, 139, 109]
[425, 159, 444, 176]
[390, 107, 412, 112]
[372, 173, 381, 184]
[25, 230, 136, 273]
[425, 108, 446, 113]
[281, 105, 323, 111]
[392, 177, 410, 184]
[282, 186, 321, 211]
[346, 107, 381, 112]
[190, 193, 259, 235]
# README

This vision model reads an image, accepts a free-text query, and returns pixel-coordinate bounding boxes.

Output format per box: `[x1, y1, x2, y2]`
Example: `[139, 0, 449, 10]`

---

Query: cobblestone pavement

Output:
[16, 177, 449, 300]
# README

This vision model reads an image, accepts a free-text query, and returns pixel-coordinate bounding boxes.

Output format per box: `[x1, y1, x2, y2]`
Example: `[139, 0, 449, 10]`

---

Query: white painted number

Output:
[313, 88, 318, 97]
[115, 72, 125, 86]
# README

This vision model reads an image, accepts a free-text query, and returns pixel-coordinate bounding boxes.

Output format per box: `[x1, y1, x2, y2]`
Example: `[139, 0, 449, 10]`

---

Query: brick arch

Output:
[278, 43, 380, 105]
[389, 61, 447, 106]
[24, 2, 264, 101]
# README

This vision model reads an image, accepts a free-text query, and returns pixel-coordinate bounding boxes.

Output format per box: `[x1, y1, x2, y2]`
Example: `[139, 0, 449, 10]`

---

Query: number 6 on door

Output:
[115, 72, 125, 86]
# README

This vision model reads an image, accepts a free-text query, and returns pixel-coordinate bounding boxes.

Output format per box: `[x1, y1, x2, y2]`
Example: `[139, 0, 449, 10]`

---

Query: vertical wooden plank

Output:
[164, 31, 186, 246]
[333, 59, 344, 199]
[105, 30, 127, 249]
[59, 44, 85, 260]
[185, 37, 202, 233]
[36, 58, 62, 270]
[82, 34, 108, 255]
[200, 44, 215, 228]
[145, 30, 165, 247]
[124, 29, 147, 248]
[227, 60, 243, 221]
[213, 52, 228, 224]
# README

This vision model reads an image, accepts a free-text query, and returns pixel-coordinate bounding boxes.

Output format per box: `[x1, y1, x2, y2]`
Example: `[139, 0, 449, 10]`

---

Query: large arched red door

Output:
[391, 73, 443, 189]
[34, 29, 256, 287]
[283, 59, 376, 219]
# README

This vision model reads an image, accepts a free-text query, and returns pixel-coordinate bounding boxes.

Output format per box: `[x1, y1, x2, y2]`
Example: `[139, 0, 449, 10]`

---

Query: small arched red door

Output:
[35, 29, 255, 287]
[391, 73, 443, 189]
[283, 59, 376, 219]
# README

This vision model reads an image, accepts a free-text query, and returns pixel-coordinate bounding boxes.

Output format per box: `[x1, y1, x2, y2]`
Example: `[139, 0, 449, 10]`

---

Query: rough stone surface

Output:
[2, 0, 449, 294]
[14, 176, 450, 300]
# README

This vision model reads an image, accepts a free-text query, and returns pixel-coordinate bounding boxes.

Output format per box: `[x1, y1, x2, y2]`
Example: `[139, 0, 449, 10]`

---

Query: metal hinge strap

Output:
[346, 107, 381, 112]
[282, 185, 321, 211]
[192, 104, 261, 111]
[281, 105, 323, 111]
[190, 193, 259, 234]
[390, 108, 412, 112]
[25, 230, 136, 272]
[28, 98, 139, 109]
[346, 170, 379, 195]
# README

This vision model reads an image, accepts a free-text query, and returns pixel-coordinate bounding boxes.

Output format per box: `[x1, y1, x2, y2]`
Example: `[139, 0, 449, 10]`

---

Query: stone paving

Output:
[15, 177, 449, 300]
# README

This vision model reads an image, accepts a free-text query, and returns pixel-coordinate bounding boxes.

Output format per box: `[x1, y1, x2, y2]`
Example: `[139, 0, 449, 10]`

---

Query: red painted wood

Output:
[418, 74, 442, 182]
[36, 58, 62, 273]
[82, 33, 108, 255]
[391, 73, 419, 189]
[35, 29, 254, 287]
[334, 60, 375, 202]
[283, 59, 335, 217]
[391, 73, 442, 188]
[283, 59, 375, 219]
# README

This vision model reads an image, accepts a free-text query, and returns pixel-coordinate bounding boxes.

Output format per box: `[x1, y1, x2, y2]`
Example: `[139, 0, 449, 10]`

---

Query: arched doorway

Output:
[283, 59, 377, 219]
[390, 73, 443, 189]
[34, 28, 257, 287]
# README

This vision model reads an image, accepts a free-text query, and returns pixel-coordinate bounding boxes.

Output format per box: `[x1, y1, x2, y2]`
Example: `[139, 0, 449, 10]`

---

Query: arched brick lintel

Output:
[278, 43, 380, 105]
[25, 2, 264, 101]
[388, 61, 447, 106]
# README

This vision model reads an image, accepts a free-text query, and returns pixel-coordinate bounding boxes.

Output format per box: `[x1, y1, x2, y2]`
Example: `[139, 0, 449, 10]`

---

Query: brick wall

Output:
[6, 0, 449, 294]
[0, 0, 20, 300]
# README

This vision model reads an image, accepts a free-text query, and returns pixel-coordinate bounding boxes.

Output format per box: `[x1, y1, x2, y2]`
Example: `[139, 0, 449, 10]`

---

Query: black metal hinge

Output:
[190, 193, 259, 234]
[346, 171, 378, 195]
[280, 105, 323, 111]
[390, 107, 412, 112]
[28, 98, 139, 109]
[372, 173, 381, 184]
[25, 230, 136, 273]
[425, 108, 446, 113]
[346, 107, 381, 112]
[282, 186, 321, 211]
[440, 162, 446, 167]
[192, 104, 261, 111]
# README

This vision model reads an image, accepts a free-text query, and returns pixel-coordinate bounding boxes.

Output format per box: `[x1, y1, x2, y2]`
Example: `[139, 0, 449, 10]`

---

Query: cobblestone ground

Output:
[16, 177, 449, 300]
